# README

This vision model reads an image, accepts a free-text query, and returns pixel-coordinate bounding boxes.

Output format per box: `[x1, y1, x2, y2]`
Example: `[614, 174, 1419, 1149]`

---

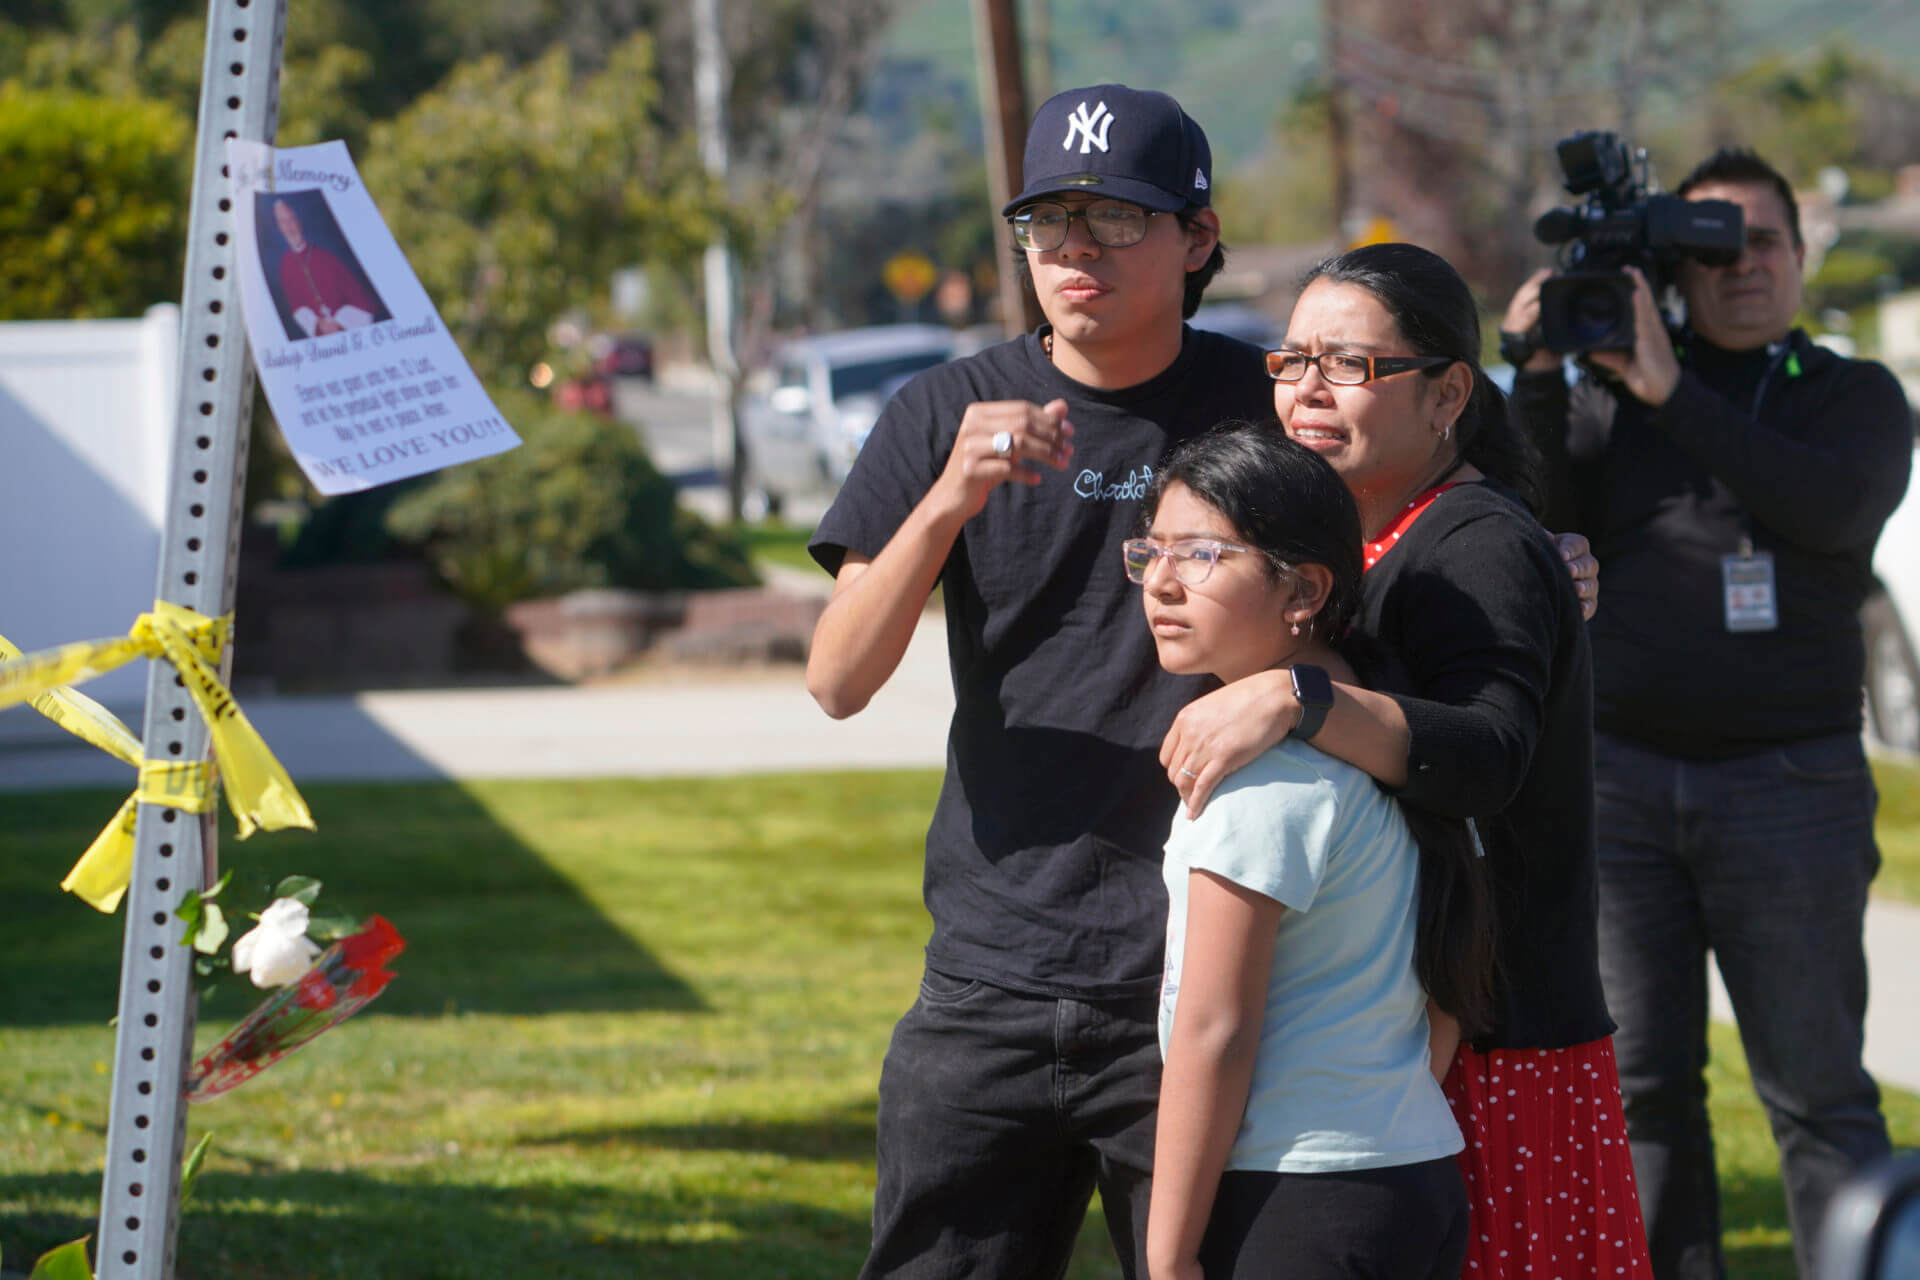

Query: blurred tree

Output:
[1212, 80, 1338, 249]
[384, 389, 757, 606]
[355, 33, 725, 387]
[1321, 0, 1735, 296]
[5, 1, 380, 152]
[0, 84, 189, 318]
[1710, 44, 1920, 190]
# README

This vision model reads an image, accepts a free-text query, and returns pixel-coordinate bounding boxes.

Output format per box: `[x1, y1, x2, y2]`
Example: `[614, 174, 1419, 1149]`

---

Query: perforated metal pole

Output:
[94, 2, 286, 1276]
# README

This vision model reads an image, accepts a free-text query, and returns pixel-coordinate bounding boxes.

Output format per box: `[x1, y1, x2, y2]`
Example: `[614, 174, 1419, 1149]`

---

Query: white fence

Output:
[0, 304, 180, 710]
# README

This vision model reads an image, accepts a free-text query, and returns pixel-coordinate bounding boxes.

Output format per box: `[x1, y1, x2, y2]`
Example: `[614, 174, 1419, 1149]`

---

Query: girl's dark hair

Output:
[1302, 242, 1546, 517]
[1144, 422, 1364, 640]
[1144, 421, 1497, 1037]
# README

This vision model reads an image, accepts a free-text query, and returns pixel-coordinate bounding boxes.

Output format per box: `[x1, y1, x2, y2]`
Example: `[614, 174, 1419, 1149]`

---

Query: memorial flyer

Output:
[227, 139, 520, 494]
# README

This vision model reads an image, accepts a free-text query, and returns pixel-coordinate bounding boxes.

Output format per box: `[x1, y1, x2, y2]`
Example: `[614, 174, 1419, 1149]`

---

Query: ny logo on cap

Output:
[1062, 101, 1115, 155]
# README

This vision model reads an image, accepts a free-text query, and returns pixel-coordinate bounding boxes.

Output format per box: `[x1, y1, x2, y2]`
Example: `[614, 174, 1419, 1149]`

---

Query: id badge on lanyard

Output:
[1722, 538, 1778, 632]
[1719, 344, 1795, 634]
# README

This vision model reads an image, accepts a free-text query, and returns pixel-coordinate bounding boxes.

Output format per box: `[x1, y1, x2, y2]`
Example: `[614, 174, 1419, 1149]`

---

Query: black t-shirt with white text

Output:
[811, 327, 1272, 997]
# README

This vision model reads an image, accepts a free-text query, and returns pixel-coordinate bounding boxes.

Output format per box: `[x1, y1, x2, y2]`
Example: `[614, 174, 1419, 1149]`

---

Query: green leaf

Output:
[193, 902, 228, 956]
[27, 1236, 94, 1280]
[273, 875, 323, 906]
[305, 910, 359, 943]
[177, 870, 237, 949]
[180, 1131, 215, 1205]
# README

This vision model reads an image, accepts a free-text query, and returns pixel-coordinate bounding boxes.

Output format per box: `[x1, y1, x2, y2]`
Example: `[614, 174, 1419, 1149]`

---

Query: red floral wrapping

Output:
[185, 915, 404, 1102]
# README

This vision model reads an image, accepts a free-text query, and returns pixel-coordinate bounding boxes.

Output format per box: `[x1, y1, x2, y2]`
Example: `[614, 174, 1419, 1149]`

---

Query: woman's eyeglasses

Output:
[1265, 349, 1455, 385]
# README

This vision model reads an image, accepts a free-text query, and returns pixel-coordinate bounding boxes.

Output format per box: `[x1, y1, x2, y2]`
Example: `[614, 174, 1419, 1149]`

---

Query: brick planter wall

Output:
[504, 587, 825, 679]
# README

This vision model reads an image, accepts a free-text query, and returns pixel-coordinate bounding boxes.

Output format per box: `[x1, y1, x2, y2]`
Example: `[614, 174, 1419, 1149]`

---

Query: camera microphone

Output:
[1533, 208, 1582, 246]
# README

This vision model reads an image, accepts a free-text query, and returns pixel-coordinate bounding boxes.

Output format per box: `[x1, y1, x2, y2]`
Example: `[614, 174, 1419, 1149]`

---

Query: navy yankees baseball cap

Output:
[1003, 84, 1213, 217]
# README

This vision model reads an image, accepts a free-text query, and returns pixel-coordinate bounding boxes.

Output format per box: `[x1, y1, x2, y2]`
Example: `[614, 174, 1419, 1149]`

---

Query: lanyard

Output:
[1748, 340, 1795, 419]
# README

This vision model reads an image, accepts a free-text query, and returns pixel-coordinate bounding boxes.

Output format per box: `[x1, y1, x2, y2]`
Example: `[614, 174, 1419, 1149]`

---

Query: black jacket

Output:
[1511, 329, 1912, 758]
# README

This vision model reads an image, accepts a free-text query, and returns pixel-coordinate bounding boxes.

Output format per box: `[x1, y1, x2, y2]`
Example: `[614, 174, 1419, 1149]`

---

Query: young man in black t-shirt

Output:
[807, 85, 1268, 1278]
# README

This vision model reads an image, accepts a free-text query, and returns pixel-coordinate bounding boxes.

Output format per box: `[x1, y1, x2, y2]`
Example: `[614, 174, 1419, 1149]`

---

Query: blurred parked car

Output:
[1866, 401, 1920, 753]
[1188, 302, 1283, 349]
[743, 324, 956, 515]
[591, 332, 654, 381]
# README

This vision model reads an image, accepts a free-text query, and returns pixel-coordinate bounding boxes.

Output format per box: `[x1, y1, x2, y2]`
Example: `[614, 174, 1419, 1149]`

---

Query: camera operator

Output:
[1504, 146, 1910, 1280]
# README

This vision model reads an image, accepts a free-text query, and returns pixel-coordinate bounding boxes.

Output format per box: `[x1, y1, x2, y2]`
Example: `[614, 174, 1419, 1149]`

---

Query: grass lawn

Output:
[2, 772, 1916, 1279]
[1872, 755, 1920, 903]
[739, 522, 821, 576]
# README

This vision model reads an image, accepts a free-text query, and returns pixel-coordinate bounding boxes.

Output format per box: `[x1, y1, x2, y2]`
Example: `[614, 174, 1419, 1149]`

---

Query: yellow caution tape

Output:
[60, 796, 137, 913]
[138, 759, 220, 814]
[0, 634, 143, 766]
[54, 762, 223, 913]
[139, 601, 310, 838]
[0, 605, 313, 913]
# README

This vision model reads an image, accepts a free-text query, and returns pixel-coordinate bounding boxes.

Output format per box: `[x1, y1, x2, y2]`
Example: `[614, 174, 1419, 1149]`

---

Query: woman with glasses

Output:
[1159, 243, 1654, 1279]
[1135, 424, 1493, 1280]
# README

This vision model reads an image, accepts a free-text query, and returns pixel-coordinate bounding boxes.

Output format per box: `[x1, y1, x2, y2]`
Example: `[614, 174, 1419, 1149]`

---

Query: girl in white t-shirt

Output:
[1134, 424, 1492, 1280]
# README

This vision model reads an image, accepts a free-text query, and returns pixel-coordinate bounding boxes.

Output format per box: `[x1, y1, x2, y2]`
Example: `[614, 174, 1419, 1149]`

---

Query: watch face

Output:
[1292, 663, 1334, 707]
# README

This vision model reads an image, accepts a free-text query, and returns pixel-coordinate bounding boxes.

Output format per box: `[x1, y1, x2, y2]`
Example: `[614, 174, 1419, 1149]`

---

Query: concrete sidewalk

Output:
[0, 613, 952, 790]
[3, 606, 1917, 1098]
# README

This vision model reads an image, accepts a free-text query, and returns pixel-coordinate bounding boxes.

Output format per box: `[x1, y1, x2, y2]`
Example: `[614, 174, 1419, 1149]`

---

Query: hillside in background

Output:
[870, 0, 1920, 187]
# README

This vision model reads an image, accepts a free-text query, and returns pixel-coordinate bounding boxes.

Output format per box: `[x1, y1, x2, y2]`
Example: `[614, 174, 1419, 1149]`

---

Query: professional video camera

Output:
[1531, 131, 1745, 353]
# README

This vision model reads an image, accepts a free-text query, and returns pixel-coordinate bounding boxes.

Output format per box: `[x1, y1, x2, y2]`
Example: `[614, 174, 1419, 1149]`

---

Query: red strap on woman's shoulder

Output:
[1363, 482, 1464, 572]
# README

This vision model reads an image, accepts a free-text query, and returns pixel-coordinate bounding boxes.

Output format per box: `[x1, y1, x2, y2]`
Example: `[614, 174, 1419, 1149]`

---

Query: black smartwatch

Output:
[1498, 328, 1538, 369]
[1290, 664, 1335, 742]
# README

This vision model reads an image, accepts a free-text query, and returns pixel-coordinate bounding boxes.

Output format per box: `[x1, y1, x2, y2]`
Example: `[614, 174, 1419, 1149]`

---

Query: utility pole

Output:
[1323, 0, 1354, 241]
[694, 0, 747, 520]
[972, 0, 1044, 336]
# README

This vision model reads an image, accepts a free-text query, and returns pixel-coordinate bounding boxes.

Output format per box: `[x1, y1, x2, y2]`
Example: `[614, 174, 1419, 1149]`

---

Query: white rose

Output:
[231, 898, 322, 988]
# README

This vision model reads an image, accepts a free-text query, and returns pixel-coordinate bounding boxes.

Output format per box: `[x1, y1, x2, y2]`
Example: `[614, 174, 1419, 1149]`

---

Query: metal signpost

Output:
[93, 2, 287, 1275]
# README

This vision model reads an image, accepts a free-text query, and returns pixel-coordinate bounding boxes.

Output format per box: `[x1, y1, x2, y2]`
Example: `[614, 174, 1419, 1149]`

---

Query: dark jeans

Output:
[1200, 1160, 1467, 1280]
[861, 968, 1162, 1280]
[1594, 731, 1892, 1280]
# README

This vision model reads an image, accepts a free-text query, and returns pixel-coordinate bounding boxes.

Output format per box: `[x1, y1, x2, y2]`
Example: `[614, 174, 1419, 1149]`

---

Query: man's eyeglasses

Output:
[1009, 200, 1162, 253]
[1265, 349, 1455, 385]
[1123, 537, 1268, 587]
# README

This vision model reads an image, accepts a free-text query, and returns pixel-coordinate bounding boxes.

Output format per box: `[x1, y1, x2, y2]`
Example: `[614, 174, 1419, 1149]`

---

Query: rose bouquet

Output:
[186, 914, 404, 1101]
[175, 875, 404, 1100]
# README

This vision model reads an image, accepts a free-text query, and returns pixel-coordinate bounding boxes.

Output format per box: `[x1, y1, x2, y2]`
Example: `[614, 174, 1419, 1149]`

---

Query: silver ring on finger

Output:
[991, 430, 1014, 458]
[1179, 766, 1198, 779]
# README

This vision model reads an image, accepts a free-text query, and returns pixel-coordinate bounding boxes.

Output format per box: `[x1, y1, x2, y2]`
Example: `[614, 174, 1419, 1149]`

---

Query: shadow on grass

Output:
[0, 782, 704, 1028]
[0, 1168, 869, 1280]
[520, 1098, 879, 1164]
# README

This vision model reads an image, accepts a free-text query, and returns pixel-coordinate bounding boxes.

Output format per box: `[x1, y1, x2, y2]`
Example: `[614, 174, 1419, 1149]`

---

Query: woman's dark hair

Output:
[1011, 204, 1226, 320]
[1302, 242, 1546, 517]
[1143, 421, 1497, 1037]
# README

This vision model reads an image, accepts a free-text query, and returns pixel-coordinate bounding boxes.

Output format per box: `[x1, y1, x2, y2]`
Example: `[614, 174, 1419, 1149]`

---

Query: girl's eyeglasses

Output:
[1123, 537, 1261, 587]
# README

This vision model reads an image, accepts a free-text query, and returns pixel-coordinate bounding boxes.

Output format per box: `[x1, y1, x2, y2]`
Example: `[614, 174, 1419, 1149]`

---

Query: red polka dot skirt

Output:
[1442, 1038, 1654, 1279]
